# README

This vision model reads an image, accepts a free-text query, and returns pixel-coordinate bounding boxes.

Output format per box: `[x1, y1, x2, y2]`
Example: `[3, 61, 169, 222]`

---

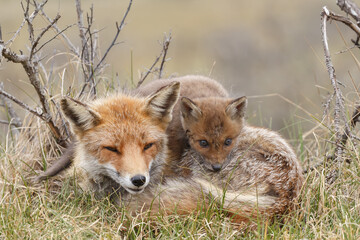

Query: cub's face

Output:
[181, 96, 247, 172]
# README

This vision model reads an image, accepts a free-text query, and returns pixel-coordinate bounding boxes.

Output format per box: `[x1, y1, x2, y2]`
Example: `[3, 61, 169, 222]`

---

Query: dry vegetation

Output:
[0, 0, 360, 239]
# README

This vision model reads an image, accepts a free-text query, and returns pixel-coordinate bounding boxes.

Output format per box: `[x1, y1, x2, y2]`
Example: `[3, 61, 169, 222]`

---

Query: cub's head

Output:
[61, 82, 180, 194]
[180, 96, 247, 172]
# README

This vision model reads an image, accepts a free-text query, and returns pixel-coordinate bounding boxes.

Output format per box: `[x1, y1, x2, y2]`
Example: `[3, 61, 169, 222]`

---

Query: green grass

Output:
[0, 125, 360, 239]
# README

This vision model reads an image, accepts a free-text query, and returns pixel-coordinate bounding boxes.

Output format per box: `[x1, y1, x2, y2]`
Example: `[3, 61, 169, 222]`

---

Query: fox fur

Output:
[35, 75, 303, 227]
[58, 82, 180, 196]
[130, 76, 304, 225]
[135, 75, 239, 175]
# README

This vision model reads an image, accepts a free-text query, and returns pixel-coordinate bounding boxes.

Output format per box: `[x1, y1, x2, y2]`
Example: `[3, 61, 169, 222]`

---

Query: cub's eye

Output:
[144, 142, 154, 151]
[104, 146, 118, 153]
[198, 140, 209, 148]
[224, 138, 232, 146]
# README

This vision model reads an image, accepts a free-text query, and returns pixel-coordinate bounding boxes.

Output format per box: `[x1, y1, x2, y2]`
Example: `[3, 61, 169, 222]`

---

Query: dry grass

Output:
[1, 1, 360, 239]
[0, 105, 360, 239]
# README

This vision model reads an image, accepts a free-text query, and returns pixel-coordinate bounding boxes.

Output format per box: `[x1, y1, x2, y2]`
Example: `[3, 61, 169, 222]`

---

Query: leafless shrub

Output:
[0, 0, 172, 176]
[317, 1, 360, 183]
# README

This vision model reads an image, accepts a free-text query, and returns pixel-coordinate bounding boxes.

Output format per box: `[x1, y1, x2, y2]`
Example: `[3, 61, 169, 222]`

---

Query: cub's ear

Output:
[146, 81, 180, 124]
[60, 97, 101, 133]
[225, 96, 247, 121]
[180, 97, 202, 122]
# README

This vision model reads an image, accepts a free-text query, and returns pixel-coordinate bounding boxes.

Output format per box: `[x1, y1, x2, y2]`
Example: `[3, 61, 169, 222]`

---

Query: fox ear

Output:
[146, 81, 180, 123]
[180, 97, 202, 122]
[61, 97, 101, 133]
[225, 96, 247, 121]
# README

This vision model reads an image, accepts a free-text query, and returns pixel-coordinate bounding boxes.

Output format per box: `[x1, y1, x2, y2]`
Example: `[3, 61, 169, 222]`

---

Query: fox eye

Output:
[198, 140, 209, 148]
[104, 146, 118, 153]
[224, 138, 232, 146]
[144, 142, 154, 151]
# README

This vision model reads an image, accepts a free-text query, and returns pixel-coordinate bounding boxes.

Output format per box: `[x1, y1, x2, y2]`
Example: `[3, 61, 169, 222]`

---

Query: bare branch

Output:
[5, 20, 26, 46]
[0, 86, 48, 121]
[30, 14, 61, 60]
[40, 9, 79, 55]
[34, 24, 75, 55]
[137, 33, 173, 87]
[23, 0, 50, 44]
[1, 40, 63, 142]
[0, 82, 22, 128]
[0, 120, 11, 125]
[321, 7, 345, 162]
[159, 33, 172, 79]
[75, 0, 89, 61]
[323, 8, 360, 36]
[79, 0, 133, 97]
[137, 54, 162, 88]
[337, 0, 360, 23]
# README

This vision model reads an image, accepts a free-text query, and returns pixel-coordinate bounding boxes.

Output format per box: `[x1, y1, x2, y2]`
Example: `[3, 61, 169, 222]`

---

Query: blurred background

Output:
[0, 0, 359, 138]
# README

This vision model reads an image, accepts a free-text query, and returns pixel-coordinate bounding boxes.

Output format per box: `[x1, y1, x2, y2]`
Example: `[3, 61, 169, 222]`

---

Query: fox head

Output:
[180, 96, 247, 172]
[61, 82, 180, 194]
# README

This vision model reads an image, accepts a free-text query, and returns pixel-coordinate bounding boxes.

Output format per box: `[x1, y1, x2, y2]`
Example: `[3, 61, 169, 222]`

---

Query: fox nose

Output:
[212, 164, 222, 172]
[131, 175, 146, 187]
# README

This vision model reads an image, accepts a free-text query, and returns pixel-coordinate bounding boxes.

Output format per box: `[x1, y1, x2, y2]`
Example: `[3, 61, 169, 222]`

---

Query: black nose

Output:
[212, 164, 222, 172]
[131, 175, 146, 187]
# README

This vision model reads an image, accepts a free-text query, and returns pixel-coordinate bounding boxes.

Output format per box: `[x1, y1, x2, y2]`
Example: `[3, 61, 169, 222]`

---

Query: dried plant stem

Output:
[0, 21, 63, 144]
[0, 87, 46, 121]
[0, 83, 22, 128]
[137, 33, 173, 87]
[30, 14, 61, 60]
[79, 0, 133, 97]
[40, 9, 79, 55]
[158, 33, 172, 79]
[337, 0, 360, 22]
[321, 7, 345, 163]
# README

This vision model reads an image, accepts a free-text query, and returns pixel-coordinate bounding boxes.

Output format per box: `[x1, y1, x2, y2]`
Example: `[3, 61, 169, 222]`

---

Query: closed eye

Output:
[144, 142, 154, 151]
[104, 146, 119, 153]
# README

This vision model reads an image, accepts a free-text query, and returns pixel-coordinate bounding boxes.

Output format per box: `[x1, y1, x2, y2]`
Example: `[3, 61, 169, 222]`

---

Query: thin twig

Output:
[324, 8, 360, 35]
[75, 0, 89, 65]
[40, 9, 79, 55]
[1, 37, 62, 142]
[79, 0, 133, 97]
[0, 87, 48, 121]
[337, 0, 360, 23]
[30, 14, 61, 60]
[322, 7, 345, 162]
[0, 82, 22, 128]
[34, 24, 75, 55]
[5, 19, 26, 46]
[137, 54, 162, 88]
[158, 33, 172, 79]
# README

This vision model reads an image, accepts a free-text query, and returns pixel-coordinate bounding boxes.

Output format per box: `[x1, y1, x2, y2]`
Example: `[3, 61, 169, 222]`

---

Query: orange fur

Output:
[61, 82, 180, 196]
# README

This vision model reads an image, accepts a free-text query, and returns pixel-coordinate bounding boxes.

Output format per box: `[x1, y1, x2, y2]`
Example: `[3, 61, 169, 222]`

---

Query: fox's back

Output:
[135, 75, 228, 99]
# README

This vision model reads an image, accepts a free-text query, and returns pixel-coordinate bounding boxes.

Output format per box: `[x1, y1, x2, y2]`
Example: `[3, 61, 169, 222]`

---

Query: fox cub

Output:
[134, 76, 303, 224]
[58, 82, 180, 196]
[135, 75, 246, 176]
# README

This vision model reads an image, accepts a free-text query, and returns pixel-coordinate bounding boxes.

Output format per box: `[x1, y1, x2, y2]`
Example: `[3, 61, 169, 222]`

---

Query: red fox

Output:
[57, 82, 180, 196]
[35, 76, 303, 227]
